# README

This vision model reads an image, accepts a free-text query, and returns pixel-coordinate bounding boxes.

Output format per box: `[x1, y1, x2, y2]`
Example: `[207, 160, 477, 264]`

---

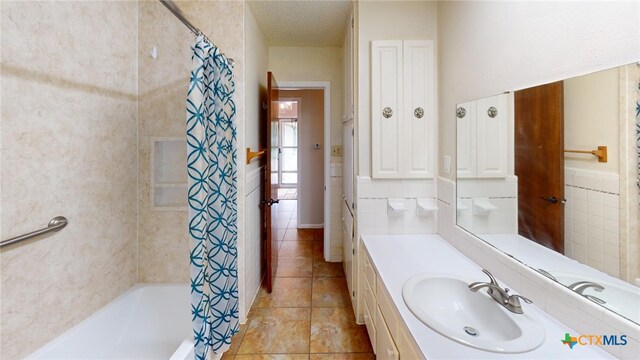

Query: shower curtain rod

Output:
[158, 0, 235, 65]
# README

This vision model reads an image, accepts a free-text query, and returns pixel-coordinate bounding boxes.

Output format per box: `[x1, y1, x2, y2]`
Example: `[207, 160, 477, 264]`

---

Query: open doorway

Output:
[277, 81, 331, 260]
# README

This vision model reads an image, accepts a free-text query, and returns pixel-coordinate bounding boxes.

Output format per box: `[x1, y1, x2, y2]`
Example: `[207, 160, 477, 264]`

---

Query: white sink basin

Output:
[402, 273, 545, 353]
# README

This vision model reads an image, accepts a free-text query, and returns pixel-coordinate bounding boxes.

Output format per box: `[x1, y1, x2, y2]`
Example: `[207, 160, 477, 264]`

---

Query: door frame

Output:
[279, 81, 331, 261]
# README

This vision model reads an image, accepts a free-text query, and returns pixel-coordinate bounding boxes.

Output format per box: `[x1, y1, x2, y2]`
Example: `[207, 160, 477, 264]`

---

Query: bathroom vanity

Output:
[359, 233, 614, 359]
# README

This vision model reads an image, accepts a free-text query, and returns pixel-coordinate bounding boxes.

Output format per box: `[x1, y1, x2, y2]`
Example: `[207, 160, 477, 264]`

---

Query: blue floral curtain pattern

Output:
[186, 36, 238, 359]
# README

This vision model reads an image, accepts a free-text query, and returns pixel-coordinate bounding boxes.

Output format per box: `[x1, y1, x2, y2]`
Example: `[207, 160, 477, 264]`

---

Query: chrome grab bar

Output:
[0, 216, 68, 247]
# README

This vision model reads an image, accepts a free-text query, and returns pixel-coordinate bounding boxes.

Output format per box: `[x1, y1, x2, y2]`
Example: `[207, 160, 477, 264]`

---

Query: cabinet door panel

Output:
[342, 203, 353, 302]
[403, 40, 435, 178]
[476, 94, 509, 177]
[376, 307, 399, 360]
[372, 41, 403, 178]
[456, 101, 476, 178]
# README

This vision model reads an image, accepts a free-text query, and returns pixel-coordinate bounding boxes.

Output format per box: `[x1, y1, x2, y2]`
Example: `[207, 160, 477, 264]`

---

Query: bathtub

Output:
[28, 284, 194, 360]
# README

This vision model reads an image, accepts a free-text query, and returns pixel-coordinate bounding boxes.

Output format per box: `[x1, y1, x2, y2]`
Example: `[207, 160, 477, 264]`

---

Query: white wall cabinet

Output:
[371, 40, 435, 179]
[456, 94, 509, 178]
[343, 12, 355, 120]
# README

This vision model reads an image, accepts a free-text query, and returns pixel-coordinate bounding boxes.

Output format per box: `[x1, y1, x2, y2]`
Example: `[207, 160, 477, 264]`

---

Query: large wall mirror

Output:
[455, 62, 640, 325]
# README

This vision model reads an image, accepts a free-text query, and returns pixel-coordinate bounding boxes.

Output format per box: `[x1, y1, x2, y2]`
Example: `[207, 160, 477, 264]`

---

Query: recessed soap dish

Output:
[472, 198, 498, 216]
[416, 198, 438, 216]
[387, 199, 408, 216]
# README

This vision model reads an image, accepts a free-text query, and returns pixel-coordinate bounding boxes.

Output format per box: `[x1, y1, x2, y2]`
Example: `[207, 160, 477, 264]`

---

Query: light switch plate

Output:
[443, 155, 451, 174]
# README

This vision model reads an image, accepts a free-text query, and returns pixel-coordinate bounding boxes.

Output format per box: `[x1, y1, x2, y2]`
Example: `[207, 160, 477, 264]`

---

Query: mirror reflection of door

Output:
[514, 82, 565, 253]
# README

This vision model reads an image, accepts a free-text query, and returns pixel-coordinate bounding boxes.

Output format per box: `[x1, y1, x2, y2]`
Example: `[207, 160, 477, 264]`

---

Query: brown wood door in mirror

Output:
[514, 81, 564, 253]
[263, 71, 280, 293]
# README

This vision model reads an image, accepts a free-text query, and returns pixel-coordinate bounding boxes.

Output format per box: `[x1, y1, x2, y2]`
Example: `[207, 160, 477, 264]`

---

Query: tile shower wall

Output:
[456, 177, 518, 234]
[437, 177, 640, 359]
[137, 0, 244, 283]
[357, 176, 437, 235]
[564, 168, 621, 278]
[0, 1, 138, 358]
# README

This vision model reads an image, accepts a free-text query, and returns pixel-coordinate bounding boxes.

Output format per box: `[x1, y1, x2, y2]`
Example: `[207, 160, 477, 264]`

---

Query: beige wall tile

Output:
[137, 0, 244, 283]
[0, 1, 138, 357]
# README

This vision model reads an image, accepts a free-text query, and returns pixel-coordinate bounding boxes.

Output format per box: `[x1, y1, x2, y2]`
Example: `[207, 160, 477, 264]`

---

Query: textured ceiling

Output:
[248, 1, 352, 47]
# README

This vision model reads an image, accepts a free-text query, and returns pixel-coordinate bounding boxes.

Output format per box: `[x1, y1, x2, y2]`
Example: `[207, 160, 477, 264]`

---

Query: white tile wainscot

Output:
[564, 168, 621, 277]
[361, 233, 614, 359]
[357, 176, 437, 235]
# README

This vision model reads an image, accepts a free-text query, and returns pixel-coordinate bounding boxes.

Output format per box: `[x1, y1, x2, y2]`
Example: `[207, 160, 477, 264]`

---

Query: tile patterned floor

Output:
[223, 200, 373, 360]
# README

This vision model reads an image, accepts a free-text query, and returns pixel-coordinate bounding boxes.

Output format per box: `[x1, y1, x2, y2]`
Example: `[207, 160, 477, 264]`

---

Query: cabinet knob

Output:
[382, 107, 393, 119]
[414, 107, 424, 119]
[456, 107, 466, 118]
[487, 106, 498, 118]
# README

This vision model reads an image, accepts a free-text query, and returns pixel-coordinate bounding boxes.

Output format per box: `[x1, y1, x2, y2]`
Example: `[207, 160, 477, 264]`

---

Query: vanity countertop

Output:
[361, 233, 614, 359]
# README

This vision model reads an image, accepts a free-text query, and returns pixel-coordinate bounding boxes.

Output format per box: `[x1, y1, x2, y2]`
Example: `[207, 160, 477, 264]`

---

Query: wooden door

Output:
[514, 82, 564, 253]
[263, 72, 280, 292]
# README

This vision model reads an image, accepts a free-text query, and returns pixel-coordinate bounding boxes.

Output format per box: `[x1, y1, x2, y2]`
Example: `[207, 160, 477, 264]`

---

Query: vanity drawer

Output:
[363, 276, 376, 323]
[397, 321, 425, 360]
[363, 250, 377, 290]
[363, 295, 377, 354]
[376, 305, 399, 360]
[376, 275, 399, 333]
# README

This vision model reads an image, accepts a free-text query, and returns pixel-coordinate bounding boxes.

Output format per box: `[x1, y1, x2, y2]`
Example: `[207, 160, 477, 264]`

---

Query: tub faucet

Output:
[468, 269, 532, 314]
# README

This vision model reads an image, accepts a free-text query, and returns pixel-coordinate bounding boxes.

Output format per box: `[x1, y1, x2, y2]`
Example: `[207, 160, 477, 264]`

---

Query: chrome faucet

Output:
[568, 281, 606, 305]
[537, 268, 557, 282]
[568, 281, 604, 294]
[468, 269, 533, 314]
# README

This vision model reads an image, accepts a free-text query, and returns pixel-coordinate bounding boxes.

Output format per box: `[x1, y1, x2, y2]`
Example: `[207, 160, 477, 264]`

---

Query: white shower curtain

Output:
[186, 36, 238, 359]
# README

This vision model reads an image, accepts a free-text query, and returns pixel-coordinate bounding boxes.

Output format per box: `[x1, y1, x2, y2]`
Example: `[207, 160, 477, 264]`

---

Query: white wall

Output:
[438, 0, 640, 180]
[268, 47, 344, 149]
[565, 67, 620, 173]
[437, 2, 640, 357]
[241, 4, 268, 322]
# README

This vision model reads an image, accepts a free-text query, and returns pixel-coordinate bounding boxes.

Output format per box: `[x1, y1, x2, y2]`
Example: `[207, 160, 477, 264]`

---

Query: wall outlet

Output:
[331, 145, 343, 156]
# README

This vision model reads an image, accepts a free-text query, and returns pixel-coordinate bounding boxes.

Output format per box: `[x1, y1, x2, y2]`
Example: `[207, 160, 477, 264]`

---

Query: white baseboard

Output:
[297, 223, 324, 229]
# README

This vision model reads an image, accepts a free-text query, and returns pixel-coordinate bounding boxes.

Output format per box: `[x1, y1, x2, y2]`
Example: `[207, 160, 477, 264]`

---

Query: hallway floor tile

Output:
[223, 200, 372, 359]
